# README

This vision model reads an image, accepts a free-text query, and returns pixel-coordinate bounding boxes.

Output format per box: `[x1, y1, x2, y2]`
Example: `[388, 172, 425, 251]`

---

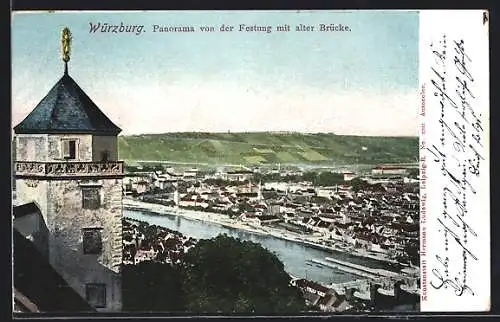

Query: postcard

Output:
[11, 10, 490, 315]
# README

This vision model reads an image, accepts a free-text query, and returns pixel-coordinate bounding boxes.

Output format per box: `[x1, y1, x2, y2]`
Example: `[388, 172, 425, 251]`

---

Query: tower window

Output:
[100, 150, 109, 162]
[82, 228, 103, 254]
[82, 187, 101, 209]
[62, 139, 77, 159]
[85, 283, 106, 308]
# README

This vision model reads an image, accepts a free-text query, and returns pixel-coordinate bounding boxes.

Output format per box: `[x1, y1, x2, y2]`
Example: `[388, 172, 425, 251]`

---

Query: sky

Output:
[11, 10, 419, 136]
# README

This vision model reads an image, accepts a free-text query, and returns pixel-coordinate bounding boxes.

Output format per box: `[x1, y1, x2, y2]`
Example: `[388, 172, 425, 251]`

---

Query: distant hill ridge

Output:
[118, 132, 418, 165]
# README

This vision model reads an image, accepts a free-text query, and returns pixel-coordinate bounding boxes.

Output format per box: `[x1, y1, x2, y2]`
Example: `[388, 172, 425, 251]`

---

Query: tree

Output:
[300, 171, 344, 186]
[180, 235, 306, 314]
[121, 235, 307, 314]
[350, 177, 369, 192]
[407, 167, 419, 179]
[404, 241, 419, 266]
[315, 171, 344, 186]
[302, 171, 317, 182]
[402, 182, 419, 194]
[122, 262, 184, 312]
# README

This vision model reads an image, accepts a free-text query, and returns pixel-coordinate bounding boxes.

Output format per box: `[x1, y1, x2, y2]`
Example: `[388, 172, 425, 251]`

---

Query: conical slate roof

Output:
[14, 72, 121, 135]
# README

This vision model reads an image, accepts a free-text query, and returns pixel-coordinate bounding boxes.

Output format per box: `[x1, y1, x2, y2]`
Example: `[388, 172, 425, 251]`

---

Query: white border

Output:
[419, 10, 490, 312]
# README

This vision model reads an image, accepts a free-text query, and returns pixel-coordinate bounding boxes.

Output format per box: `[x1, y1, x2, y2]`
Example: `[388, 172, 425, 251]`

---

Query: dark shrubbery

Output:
[122, 235, 306, 314]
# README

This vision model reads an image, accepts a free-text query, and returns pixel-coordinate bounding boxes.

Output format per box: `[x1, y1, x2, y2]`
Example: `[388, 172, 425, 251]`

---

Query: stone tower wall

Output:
[15, 131, 124, 312]
[47, 178, 123, 311]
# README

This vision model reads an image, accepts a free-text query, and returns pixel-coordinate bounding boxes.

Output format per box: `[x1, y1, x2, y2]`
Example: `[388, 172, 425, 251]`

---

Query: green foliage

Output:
[407, 167, 419, 178]
[121, 235, 306, 314]
[402, 182, 419, 194]
[257, 171, 344, 186]
[180, 235, 306, 314]
[302, 171, 317, 182]
[310, 171, 344, 186]
[404, 240, 420, 266]
[122, 262, 184, 312]
[350, 177, 370, 192]
[118, 132, 418, 166]
[203, 178, 249, 187]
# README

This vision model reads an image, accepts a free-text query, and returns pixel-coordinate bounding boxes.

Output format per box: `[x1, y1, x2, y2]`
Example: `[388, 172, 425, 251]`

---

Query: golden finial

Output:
[61, 27, 72, 74]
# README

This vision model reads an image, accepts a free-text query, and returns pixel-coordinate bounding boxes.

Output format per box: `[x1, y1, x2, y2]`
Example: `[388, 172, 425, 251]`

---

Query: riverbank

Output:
[122, 198, 401, 268]
[123, 199, 269, 236]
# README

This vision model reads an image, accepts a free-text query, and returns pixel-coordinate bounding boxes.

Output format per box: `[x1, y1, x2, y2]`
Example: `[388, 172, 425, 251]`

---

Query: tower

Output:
[13, 28, 123, 312]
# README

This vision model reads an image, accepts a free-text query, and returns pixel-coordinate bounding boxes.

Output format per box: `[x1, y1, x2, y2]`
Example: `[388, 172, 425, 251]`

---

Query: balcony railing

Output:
[15, 161, 124, 177]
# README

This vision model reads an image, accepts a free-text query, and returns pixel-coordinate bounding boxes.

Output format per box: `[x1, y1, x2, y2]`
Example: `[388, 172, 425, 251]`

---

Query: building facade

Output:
[13, 42, 123, 311]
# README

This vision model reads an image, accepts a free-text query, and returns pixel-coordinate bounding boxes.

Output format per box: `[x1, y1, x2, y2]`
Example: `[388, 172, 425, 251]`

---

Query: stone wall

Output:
[15, 134, 49, 161]
[15, 134, 120, 163]
[14, 131, 124, 312]
[92, 136, 118, 161]
[15, 177, 123, 312]
[15, 180, 49, 226]
[47, 134, 93, 161]
[46, 178, 123, 311]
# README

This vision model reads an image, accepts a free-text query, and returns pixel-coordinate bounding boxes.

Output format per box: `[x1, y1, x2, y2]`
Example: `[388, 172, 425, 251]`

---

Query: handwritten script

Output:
[424, 34, 484, 297]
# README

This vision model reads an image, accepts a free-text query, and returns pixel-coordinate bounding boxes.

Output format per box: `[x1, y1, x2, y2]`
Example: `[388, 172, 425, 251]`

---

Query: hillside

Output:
[118, 132, 418, 166]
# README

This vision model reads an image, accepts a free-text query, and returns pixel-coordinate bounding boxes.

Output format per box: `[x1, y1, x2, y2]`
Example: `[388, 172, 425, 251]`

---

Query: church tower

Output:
[13, 28, 123, 312]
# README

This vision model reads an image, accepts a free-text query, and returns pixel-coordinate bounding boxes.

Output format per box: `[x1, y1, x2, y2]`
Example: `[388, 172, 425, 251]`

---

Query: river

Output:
[124, 209, 400, 285]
